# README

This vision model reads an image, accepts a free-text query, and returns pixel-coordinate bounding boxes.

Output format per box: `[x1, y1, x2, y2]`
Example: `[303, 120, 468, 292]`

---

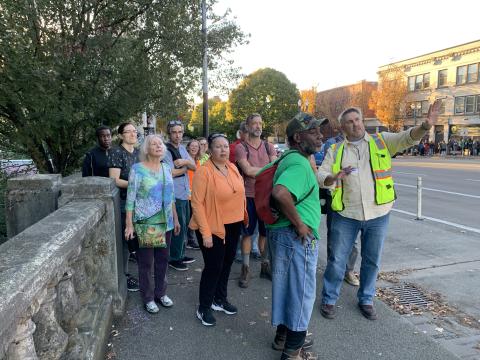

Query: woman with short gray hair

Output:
[125, 135, 180, 314]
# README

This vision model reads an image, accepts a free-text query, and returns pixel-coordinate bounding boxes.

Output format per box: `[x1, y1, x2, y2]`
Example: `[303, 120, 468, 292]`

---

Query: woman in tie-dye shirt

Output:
[125, 135, 180, 314]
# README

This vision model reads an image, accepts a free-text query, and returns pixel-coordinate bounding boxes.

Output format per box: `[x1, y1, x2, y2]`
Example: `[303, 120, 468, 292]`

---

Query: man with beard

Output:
[235, 113, 276, 288]
[268, 112, 323, 360]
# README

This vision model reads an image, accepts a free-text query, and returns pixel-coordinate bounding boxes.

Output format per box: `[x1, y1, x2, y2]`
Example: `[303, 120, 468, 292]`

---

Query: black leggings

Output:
[197, 222, 241, 310]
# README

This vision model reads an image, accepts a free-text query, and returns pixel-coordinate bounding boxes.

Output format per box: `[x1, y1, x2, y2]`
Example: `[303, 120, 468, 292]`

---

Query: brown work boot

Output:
[280, 347, 318, 360]
[260, 260, 272, 280]
[238, 265, 250, 288]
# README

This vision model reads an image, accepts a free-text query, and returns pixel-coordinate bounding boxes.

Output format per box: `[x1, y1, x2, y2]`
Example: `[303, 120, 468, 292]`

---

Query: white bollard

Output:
[416, 177, 423, 220]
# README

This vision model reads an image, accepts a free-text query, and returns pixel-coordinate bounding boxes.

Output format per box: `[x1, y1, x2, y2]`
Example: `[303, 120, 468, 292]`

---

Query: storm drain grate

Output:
[432, 330, 460, 340]
[386, 284, 432, 307]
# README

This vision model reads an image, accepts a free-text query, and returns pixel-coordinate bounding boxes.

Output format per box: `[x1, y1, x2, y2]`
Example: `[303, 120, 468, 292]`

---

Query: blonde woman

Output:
[125, 135, 180, 314]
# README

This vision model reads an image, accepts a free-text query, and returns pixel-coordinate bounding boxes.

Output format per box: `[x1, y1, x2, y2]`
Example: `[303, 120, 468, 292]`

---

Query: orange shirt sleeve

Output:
[190, 166, 212, 239]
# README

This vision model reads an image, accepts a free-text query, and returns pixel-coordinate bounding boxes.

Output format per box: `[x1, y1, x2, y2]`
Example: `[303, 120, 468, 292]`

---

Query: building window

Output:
[438, 69, 448, 87]
[421, 100, 429, 115]
[408, 73, 430, 91]
[467, 64, 479, 83]
[415, 75, 423, 90]
[477, 95, 480, 113]
[465, 95, 475, 114]
[454, 96, 465, 114]
[456, 66, 467, 85]
[408, 77, 415, 92]
[423, 73, 430, 88]
[438, 98, 446, 114]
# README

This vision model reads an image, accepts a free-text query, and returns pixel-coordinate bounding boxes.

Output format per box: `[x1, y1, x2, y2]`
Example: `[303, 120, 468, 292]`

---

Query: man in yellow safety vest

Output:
[316, 101, 441, 321]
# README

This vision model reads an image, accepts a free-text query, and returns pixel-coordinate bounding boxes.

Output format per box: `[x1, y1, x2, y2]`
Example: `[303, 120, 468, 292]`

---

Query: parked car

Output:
[273, 143, 288, 156]
[0, 159, 37, 176]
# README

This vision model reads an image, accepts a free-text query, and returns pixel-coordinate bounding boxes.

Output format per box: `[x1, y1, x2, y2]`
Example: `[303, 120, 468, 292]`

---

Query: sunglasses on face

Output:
[168, 120, 183, 127]
[209, 133, 228, 142]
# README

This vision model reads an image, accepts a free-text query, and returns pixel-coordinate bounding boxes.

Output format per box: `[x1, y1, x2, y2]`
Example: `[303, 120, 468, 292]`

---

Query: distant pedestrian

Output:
[125, 135, 180, 314]
[164, 120, 197, 271]
[235, 113, 276, 288]
[82, 125, 112, 177]
[190, 133, 247, 327]
[108, 122, 140, 292]
[267, 112, 322, 360]
[317, 101, 441, 321]
[197, 137, 210, 165]
[229, 121, 247, 163]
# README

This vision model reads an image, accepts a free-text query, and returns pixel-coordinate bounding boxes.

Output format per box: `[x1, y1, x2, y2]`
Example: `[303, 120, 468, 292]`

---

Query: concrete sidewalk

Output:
[108, 226, 461, 360]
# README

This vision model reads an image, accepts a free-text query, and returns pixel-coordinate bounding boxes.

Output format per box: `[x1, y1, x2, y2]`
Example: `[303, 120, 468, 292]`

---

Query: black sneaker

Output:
[127, 276, 139, 292]
[196, 307, 216, 326]
[169, 260, 188, 271]
[186, 242, 200, 250]
[211, 299, 237, 315]
[182, 256, 196, 264]
[251, 251, 262, 261]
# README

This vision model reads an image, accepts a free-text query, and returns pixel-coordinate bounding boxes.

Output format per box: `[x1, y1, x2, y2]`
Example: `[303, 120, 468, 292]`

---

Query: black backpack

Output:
[166, 143, 186, 177]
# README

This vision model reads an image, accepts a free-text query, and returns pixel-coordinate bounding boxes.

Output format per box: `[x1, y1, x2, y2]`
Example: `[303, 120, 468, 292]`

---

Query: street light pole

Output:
[201, 0, 209, 138]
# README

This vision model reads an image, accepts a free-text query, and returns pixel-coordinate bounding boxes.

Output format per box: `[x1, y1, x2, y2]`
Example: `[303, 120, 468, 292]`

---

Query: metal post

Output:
[201, 0, 209, 138]
[416, 176, 423, 220]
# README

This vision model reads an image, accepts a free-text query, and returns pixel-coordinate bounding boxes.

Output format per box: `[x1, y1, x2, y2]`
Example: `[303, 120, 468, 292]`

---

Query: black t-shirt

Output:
[82, 146, 110, 178]
[107, 145, 139, 200]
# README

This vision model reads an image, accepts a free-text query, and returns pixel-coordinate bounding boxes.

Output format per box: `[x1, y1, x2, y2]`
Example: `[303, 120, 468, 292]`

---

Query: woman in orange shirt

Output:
[186, 139, 201, 249]
[190, 133, 248, 327]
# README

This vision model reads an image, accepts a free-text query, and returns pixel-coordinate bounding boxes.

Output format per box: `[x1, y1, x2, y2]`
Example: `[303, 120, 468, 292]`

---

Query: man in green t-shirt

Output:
[268, 113, 323, 360]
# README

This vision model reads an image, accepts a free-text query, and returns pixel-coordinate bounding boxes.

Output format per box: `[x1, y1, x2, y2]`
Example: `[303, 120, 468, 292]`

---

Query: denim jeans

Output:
[269, 227, 318, 332]
[322, 212, 390, 305]
[169, 199, 190, 262]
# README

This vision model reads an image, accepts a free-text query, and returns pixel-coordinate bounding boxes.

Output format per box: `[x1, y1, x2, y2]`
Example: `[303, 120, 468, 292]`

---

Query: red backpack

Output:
[254, 151, 313, 224]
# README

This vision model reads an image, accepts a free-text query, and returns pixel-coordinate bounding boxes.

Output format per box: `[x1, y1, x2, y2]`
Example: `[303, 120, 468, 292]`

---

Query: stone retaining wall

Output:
[0, 176, 125, 360]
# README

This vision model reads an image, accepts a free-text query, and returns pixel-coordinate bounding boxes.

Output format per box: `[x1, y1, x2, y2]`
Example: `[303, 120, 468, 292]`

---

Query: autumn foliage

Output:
[369, 65, 407, 132]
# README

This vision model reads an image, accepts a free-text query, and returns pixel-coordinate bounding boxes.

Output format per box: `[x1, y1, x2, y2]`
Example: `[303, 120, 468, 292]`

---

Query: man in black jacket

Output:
[82, 125, 112, 177]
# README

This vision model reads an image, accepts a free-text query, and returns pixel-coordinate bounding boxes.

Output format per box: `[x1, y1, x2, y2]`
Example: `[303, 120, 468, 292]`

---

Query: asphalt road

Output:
[391, 157, 480, 232]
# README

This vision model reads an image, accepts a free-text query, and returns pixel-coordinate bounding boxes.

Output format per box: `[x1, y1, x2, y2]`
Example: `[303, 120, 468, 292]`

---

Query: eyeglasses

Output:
[122, 130, 138, 134]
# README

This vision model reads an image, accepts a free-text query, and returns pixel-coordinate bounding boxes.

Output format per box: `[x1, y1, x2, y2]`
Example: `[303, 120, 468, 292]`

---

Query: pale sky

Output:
[215, 0, 479, 92]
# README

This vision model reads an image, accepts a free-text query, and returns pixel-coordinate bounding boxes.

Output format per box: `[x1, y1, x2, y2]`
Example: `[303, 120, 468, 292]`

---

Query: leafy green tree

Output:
[0, 0, 245, 174]
[189, 97, 236, 139]
[228, 68, 299, 137]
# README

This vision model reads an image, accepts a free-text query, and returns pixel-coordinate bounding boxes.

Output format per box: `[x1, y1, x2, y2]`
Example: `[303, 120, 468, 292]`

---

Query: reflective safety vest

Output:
[331, 133, 396, 212]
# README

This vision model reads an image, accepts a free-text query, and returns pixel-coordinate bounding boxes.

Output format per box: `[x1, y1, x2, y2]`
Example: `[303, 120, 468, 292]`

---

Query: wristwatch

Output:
[421, 122, 431, 131]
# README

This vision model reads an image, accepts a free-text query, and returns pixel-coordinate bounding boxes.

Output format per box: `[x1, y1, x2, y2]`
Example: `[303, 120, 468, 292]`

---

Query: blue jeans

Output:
[321, 212, 390, 305]
[269, 227, 319, 332]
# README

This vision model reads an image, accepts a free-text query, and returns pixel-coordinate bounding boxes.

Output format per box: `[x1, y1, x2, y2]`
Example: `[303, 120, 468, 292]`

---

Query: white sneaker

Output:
[159, 295, 174, 308]
[145, 301, 159, 314]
